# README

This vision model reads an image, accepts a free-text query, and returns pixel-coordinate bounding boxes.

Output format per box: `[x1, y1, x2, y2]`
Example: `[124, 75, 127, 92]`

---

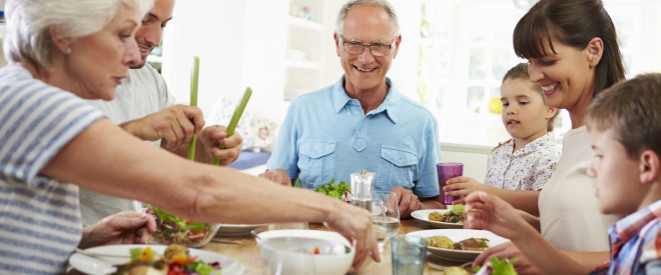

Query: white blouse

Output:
[539, 126, 620, 251]
[484, 132, 561, 191]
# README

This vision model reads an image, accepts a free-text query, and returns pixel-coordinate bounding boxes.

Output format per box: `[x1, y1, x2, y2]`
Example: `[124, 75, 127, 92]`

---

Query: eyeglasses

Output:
[339, 36, 394, 57]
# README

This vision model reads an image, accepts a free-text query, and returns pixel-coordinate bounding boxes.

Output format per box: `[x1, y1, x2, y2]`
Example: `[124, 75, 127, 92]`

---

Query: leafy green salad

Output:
[313, 178, 351, 201]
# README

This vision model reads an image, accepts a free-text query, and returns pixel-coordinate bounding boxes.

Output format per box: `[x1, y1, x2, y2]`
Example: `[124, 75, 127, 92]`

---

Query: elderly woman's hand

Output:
[78, 211, 156, 249]
[324, 200, 380, 269]
[200, 125, 243, 166]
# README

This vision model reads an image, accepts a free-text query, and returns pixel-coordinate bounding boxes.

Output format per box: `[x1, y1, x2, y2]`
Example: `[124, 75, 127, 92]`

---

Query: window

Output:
[415, 0, 661, 146]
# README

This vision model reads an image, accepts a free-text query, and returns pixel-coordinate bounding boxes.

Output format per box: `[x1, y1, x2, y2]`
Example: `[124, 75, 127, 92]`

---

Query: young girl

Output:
[444, 63, 561, 215]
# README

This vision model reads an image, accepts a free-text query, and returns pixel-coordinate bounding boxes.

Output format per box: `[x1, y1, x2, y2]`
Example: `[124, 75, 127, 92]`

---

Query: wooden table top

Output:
[204, 218, 471, 275]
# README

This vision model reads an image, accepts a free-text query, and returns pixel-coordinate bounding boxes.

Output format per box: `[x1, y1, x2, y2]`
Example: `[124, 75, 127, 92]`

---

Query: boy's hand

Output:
[473, 242, 540, 274]
[463, 191, 525, 240]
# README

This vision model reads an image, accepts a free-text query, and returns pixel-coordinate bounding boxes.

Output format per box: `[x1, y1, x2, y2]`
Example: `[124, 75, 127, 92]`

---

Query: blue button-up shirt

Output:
[267, 76, 442, 198]
[592, 199, 661, 274]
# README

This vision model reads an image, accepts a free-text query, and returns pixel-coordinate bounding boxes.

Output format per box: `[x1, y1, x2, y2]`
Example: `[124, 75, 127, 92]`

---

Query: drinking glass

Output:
[437, 162, 464, 204]
[372, 191, 400, 243]
[390, 235, 428, 275]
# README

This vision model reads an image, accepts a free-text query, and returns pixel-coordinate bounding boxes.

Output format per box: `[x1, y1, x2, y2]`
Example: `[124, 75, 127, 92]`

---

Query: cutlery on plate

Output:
[74, 248, 129, 258]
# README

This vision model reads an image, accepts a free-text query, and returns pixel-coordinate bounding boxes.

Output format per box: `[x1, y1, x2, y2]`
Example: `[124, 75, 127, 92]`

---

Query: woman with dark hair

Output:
[467, 0, 625, 273]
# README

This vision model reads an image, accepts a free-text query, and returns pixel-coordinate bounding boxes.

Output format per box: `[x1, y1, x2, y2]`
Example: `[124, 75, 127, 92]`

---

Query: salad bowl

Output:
[256, 229, 354, 275]
[145, 205, 220, 248]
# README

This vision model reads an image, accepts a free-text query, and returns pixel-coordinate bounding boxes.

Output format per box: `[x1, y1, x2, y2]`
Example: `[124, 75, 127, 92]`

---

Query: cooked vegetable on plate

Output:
[428, 235, 490, 251]
[429, 204, 467, 224]
[111, 244, 221, 275]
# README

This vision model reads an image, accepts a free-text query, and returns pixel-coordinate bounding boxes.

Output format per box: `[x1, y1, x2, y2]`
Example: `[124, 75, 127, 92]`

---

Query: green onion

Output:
[187, 56, 200, 161]
[211, 87, 252, 165]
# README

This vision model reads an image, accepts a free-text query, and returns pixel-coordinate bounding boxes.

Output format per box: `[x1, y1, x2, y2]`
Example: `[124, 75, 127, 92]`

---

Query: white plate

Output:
[406, 229, 510, 262]
[69, 244, 244, 275]
[217, 223, 267, 235]
[410, 209, 464, 229]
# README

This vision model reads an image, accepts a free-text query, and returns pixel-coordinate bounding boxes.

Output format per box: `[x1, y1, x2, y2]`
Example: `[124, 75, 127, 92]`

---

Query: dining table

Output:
[204, 218, 472, 275]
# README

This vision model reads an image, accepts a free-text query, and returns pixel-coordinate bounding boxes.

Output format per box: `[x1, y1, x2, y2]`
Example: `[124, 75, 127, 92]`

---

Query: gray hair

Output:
[335, 0, 400, 38]
[3, 0, 154, 69]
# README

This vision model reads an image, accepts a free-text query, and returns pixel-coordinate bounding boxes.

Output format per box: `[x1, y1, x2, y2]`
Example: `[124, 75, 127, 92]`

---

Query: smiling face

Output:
[527, 36, 598, 124]
[334, 5, 400, 95]
[587, 129, 643, 215]
[67, 3, 142, 100]
[500, 78, 556, 147]
[134, 0, 174, 68]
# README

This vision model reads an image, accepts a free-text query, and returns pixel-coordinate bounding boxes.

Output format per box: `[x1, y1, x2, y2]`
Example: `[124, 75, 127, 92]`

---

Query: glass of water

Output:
[390, 235, 428, 275]
[372, 191, 400, 241]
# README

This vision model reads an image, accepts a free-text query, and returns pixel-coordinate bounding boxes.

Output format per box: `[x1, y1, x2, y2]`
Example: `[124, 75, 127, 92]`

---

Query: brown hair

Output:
[502, 63, 557, 132]
[512, 0, 625, 97]
[586, 73, 661, 159]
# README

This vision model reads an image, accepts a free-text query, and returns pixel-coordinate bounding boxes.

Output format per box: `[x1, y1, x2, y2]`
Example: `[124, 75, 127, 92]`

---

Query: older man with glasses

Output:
[262, 0, 443, 218]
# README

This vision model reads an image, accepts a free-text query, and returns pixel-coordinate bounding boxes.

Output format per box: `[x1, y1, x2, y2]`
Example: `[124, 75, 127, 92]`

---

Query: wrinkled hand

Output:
[443, 176, 487, 204]
[121, 104, 205, 151]
[473, 242, 541, 275]
[325, 200, 380, 269]
[464, 192, 526, 239]
[259, 169, 292, 186]
[391, 186, 422, 218]
[200, 125, 242, 166]
[79, 211, 156, 249]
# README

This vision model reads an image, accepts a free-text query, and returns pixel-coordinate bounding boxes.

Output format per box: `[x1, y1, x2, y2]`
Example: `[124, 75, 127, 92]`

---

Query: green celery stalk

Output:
[187, 56, 200, 161]
[211, 87, 252, 165]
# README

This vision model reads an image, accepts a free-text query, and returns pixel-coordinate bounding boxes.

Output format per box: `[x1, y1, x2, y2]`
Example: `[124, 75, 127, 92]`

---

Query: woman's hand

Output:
[325, 200, 380, 269]
[79, 211, 156, 249]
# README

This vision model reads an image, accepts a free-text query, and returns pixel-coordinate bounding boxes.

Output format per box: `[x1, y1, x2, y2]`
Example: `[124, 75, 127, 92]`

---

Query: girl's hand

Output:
[443, 176, 488, 204]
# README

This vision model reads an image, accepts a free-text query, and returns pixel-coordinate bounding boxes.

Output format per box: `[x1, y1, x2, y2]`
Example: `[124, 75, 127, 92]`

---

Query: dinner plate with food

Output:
[68, 244, 244, 275]
[406, 229, 509, 262]
[410, 204, 466, 229]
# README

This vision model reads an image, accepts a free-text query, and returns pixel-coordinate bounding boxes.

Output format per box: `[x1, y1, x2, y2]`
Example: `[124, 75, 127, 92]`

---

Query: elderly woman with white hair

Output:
[0, 0, 380, 273]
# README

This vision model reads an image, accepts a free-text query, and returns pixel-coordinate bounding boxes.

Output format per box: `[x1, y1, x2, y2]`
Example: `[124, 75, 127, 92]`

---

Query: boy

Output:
[463, 73, 661, 274]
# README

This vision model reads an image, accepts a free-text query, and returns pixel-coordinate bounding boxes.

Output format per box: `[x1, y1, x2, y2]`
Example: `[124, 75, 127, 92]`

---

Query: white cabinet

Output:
[284, 0, 329, 101]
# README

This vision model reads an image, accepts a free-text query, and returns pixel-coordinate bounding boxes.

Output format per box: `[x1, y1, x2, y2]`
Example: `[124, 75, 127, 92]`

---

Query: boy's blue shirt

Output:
[597, 199, 661, 274]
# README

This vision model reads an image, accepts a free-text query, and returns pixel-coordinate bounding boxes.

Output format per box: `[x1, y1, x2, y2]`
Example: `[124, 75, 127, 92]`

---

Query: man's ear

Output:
[640, 150, 660, 184]
[391, 34, 402, 59]
[334, 33, 341, 57]
[50, 25, 72, 55]
[586, 37, 604, 68]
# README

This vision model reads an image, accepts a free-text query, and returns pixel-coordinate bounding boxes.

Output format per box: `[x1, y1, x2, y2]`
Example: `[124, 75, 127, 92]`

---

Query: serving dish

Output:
[256, 229, 354, 275]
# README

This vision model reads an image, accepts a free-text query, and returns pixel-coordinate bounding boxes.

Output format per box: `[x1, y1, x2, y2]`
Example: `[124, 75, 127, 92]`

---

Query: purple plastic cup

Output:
[436, 162, 464, 205]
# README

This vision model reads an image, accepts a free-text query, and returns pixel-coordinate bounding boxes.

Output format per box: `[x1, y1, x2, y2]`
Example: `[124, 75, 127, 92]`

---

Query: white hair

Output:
[3, 0, 154, 69]
[335, 0, 400, 38]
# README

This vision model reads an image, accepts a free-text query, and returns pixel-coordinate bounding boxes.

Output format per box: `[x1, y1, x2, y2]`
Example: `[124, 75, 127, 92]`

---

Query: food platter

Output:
[410, 209, 463, 229]
[68, 244, 244, 275]
[216, 223, 268, 236]
[406, 229, 509, 262]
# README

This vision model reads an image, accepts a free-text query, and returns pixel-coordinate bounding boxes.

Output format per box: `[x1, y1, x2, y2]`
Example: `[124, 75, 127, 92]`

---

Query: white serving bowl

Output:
[256, 229, 354, 275]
